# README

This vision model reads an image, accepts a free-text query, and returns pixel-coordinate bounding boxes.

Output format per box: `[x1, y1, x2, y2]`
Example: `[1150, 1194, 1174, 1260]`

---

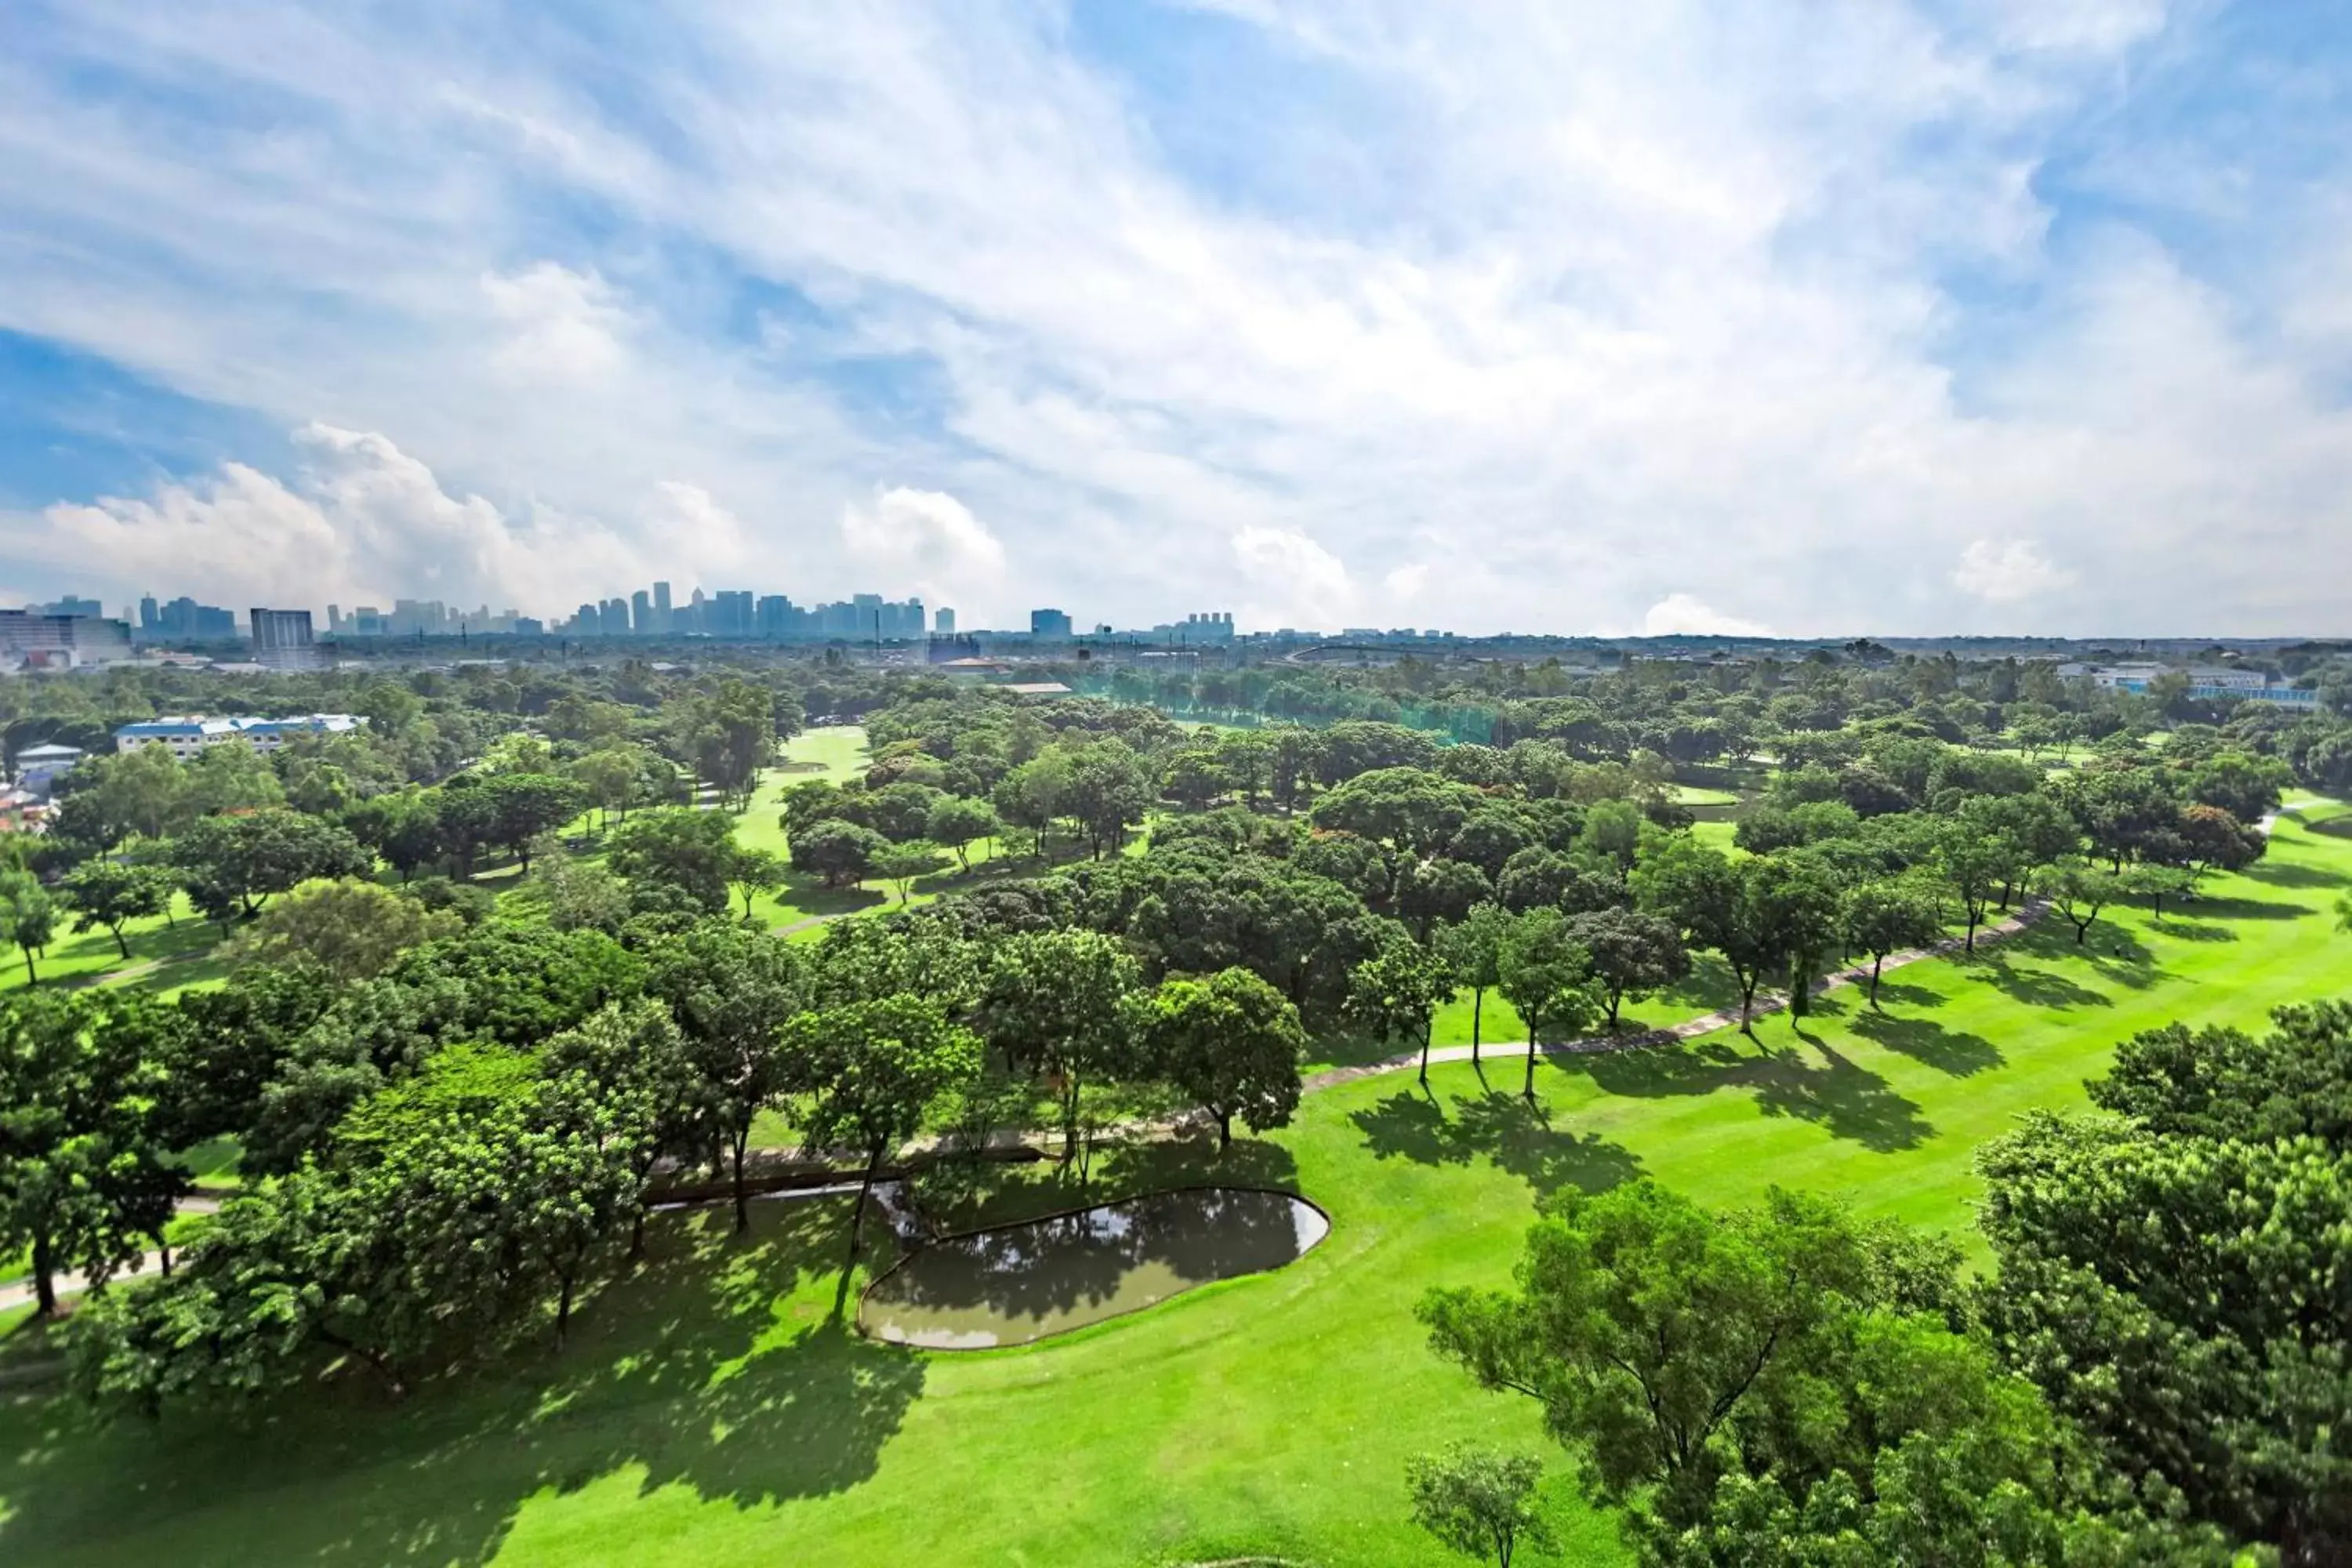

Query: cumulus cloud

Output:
[481, 263, 629, 381]
[1232, 526, 1355, 630]
[25, 423, 669, 611]
[1951, 539, 2074, 604]
[1642, 593, 1773, 638]
[839, 487, 1007, 615]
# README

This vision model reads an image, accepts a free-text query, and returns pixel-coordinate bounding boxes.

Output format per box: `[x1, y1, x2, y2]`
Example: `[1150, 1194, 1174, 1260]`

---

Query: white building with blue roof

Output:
[114, 714, 360, 759]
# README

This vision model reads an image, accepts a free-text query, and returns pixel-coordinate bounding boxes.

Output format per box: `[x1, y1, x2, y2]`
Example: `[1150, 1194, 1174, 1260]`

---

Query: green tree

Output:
[479, 772, 590, 871]
[644, 923, 809, 1232]
[1063, 741, 1153, 858]
[0, 868, 59, 984]
[1345, 938, 1456, 1083]
[993, 750, 1071, 857]
[60, 858, 172, 959]
[1399, 857, 1494, 942]
[726, 845, 787, 918]
[570, 744, 652, 828]
[1421, 1182, 2063, 1555]
[183, 742, 284, 816]
[1406, 1444, 1556, 1568]
[224, 877, 462, 982]
[1496, 908, 1599, 1098]
[1838, 879, 1943, 1005]
[1562, 907, 1688, 1030]
[1436, 902, 1513, 1064]
[792, 994, 980, 1258]
[1979, 1112, 2352, 1559]
[872, 838, 948, 904]
[974, 929, 1141, 1165]
[2041, 857, 2124, 946]
[340, 787, 445, 880]
[604, 807, 738, 913]
[0, 991, 187, 1316]
[1139, 967, 1308, 1147]
[168, 809, 372, 924]
[791, 818, 889, 889]
[924, 794, 1001, 872]
[2122, 861, 2196, 919]
[1933, 812, 2015, 953]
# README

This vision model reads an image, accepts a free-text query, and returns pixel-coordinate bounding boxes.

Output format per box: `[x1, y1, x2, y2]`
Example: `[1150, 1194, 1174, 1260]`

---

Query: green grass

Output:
[0, 894, 223, 996]
[5, 807, 2348, 1565]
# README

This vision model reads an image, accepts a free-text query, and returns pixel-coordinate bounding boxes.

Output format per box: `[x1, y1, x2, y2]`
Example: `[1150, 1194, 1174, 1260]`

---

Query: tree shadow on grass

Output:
[1581, 1040, 1759, 1100]
[1862, 978, 1943, 1011]
[2176, 894, 2305, 922]
[2149, 916, 2239, 943]
[1849, 1011, 2005, 1077]
[1756, 1034, 1933, 1152]
[1955, 953, 2111, 1011]
[1350, 1088, 1642, 1200]
[2244, 861, 2346, 890]
[0, 1201, 927, 1567]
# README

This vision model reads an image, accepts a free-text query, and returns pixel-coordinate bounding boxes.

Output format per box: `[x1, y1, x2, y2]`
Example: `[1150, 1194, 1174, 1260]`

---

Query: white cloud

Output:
[1232, 525, 1354, 630]
[481, 263, 629, 381]
[23, 423, 678, 612]
[839, 486, 1007, 617]
[1951, 539, 2073, 604]
[0, 2, 2348, 633]
[1642, 593, 1773, 638]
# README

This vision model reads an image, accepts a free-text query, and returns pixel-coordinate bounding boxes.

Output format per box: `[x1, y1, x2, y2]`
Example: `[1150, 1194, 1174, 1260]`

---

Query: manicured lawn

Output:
[6, 806, 2348, 1564]
[0, 893, 221, 996]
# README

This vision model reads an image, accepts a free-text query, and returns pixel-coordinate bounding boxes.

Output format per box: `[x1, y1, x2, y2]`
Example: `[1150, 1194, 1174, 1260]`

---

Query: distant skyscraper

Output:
[652, 581, 672, 633]
[138, 595, 158, 632]
[249, 608, 319, 669]
[1030, 608, 1073, 640]
[326, 604, 343, 633]
[935, 607, 956, 633]
[632, 590, 652, 634]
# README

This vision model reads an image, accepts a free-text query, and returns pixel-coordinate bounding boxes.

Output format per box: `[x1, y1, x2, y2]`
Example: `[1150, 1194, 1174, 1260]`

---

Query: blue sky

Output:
[3, 0, 2350, 635]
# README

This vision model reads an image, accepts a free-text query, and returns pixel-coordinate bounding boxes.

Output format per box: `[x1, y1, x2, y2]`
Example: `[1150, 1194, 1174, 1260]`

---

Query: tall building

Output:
[148, 597, 237, 640]
[652, 581, 672, 633]
[1030, 608, 1073, 640]
[41, 595, 103, 617]
[632, 590, 653, 634]
[249, 608, 319, 669]
[326, 604, 343, 634]
[0, 609, 133, 668]
[935, 607, 956, 634]
[138, 595, 159, 633]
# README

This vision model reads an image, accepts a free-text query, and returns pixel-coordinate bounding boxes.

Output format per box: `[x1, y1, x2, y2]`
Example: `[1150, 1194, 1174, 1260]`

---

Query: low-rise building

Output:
[0, 610, 134, 669]
[10, 742, 85, 799]
[114, 713, 361, 759]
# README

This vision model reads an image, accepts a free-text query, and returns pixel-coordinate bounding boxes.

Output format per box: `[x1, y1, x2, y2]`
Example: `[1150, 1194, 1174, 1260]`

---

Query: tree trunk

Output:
[20, 946, 34, 986]
[1869, 953, 1885, 1007]
[557, 1275, 575, 1347]
[1522, 1014, 1541, 1100]
[31, 1236, 56, 1318]
[730, 1127, 752, 1234]
[1216, 1109, 1233, 1148]
[112, 926, 132, 960]
[848, 1147, 881, 1258]
[1417, 1022, 1431, 1084]
[1471, 988, 1483, 1063]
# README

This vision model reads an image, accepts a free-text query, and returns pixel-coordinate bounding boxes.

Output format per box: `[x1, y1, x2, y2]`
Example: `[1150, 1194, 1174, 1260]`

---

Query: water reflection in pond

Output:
[859, 1187, 1329, 1349]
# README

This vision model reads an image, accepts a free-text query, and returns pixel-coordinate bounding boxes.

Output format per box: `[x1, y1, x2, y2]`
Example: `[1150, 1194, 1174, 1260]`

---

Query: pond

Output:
[858, 1187, 1330, 1350]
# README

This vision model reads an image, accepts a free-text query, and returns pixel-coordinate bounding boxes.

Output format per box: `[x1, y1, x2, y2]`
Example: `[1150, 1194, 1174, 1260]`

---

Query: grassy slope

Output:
[5, 807, 2348, 1565]
[0, 892, 223, 997]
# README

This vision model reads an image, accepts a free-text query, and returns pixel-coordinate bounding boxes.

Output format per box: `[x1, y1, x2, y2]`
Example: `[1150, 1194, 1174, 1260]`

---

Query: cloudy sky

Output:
[3, 1, 2349, 637]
